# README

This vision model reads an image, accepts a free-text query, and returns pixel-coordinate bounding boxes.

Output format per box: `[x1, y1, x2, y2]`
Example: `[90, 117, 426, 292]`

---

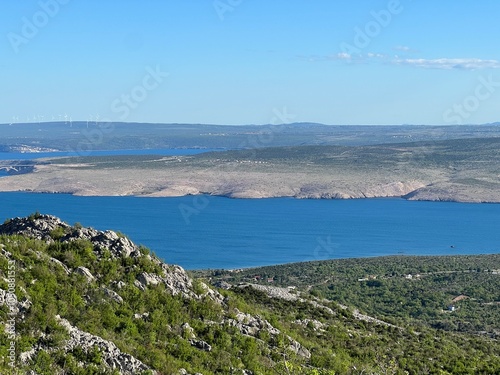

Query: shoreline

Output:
[0, 188, 499, 204]
[189, 253, 500, 272]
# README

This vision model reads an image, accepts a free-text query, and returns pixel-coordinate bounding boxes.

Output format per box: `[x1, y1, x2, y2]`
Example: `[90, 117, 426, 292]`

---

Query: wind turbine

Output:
[69, 116, 73, 127]
[64, 113, 68, 124]
[95, 113, 100, 125]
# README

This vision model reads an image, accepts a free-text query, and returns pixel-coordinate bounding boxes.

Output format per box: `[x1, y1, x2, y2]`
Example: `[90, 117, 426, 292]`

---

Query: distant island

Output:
[0, 136, 499, 203]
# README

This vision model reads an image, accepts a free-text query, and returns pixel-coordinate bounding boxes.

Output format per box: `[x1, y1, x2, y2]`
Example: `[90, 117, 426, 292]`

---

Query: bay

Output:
[0, 192, 498, 269]
[0, 148, 221, 161]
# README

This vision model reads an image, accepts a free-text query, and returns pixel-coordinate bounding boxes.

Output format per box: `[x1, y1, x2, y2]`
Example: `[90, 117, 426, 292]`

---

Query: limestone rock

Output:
[50, 257, 70, 275]
[189, 339, 212, 352]
[137, 272, 162, 287]
[0, 214, 70, 241]
[160, 264, 194, 297]
[226, 309, 280, 336]
[56, 316, 154, 375]
[102, 287, 124, 304]
[133, 279, 145, 291]
[288, 338, 311, 359]
[133, 312, 150, 320]
[178, 369, 204, 375]
[0, 214, 141, 259]
[111, 280, 126, 289]
[212, 280, 232, 290]
[224, 309, 310, 358]
[293, 319, 325, 331]
[181, 322, 196, 339]
[74, 266, 94, 282]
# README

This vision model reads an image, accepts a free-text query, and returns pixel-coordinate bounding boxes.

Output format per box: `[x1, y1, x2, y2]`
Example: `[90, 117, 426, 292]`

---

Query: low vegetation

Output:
[0, 216, 499, 374]
[199, 254, 500, 335]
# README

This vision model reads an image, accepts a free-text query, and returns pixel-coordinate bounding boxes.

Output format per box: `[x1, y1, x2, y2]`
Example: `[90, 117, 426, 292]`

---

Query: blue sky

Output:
[1, 0, 500, 125]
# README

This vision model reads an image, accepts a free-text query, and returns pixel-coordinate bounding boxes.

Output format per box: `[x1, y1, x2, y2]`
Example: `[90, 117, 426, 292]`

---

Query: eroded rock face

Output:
[74, 266, 95, 282]
[17, 316, 155, 374]
[0, 214, 141, 258]
[226, 309, 280, 336]
[102, 287, 124, 304]
[0, 214, 70, 241]
[137, 266, 195, 299]
[56, 316, 153, 375]
[0, 286, 32, 322]
[137, 271, 163, 287]
[160, 264, 193, 295]
[293, 319, 325, 331]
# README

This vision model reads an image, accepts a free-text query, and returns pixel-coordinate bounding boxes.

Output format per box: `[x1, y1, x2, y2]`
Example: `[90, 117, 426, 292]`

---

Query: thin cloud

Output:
[366, 53, 386, 59]
[394, 58, 500, 70]
[296, 52, 353, 62]
[393, 45, 412, 52]
[300, 53, 500, 70]
[336, 52, 352, 60]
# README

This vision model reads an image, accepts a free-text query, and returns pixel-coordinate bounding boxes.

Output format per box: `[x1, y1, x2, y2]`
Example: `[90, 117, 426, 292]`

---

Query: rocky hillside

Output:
[0, 214, 499, 374]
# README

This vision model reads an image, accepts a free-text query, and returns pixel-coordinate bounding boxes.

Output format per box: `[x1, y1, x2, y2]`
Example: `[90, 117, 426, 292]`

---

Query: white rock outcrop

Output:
[56, 316, 153, 375]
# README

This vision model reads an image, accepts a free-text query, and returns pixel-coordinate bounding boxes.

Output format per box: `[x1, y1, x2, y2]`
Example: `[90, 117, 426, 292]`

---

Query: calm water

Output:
[0, 148, 221, 161]
[0, 193, 498, 269]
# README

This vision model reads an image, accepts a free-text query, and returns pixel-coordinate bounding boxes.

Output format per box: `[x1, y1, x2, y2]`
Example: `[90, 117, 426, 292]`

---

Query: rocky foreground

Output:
[0, 214, 332, 374]
[1, 214, 499, 374]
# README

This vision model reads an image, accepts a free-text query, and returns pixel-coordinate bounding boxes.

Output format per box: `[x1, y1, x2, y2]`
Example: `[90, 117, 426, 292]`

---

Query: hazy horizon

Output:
[2, 1, 500, 126]
[1, 121, 500, 128]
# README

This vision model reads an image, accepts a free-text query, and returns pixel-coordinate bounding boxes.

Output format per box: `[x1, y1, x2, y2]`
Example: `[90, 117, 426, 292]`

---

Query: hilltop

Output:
[0, 214, 499, 374]
[1, 122, 500, 152]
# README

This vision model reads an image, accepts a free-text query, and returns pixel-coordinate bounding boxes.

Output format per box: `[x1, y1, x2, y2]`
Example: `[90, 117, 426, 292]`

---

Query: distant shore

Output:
[0, 137, 499, 203]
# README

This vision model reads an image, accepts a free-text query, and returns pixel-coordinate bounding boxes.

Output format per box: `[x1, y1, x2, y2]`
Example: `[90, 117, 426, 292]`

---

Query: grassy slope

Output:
[0, 218, 498, 374]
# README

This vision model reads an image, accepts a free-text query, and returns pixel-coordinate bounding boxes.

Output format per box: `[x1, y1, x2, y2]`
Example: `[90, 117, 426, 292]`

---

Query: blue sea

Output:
[0, 148, 220, 161]
[0, 193, 498, 269]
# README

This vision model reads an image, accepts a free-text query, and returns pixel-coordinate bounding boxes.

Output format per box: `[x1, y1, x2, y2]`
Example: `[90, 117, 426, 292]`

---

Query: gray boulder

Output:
[56, 316, 154, 374]
[102, 287, 124, 304]
[189, 339, 212, 352]
[74, 266, 94, 282]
